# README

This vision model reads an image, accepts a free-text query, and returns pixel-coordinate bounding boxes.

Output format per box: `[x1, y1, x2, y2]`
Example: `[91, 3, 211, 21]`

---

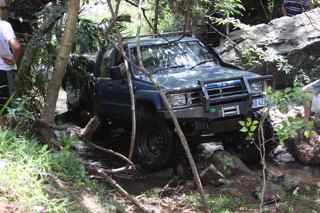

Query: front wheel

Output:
[135, 113, 175, 171]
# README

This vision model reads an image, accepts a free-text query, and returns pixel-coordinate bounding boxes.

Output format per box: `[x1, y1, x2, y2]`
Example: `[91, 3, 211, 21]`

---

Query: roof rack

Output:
[122, 31, 193, 40]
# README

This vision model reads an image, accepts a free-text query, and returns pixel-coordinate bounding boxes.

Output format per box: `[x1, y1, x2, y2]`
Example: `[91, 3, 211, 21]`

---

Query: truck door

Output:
[95, 49, 131, 121]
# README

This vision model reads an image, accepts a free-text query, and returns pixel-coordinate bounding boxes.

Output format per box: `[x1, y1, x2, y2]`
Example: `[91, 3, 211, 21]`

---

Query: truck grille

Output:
[190, 91, 201, 104]
[205, 80, 244, 100]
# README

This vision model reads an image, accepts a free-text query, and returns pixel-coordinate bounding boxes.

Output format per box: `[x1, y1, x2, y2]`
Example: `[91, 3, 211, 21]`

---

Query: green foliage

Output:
[266, 85, 311, 113]
[265, 85, 313, 144]
[6, 97, 36, 133]
[240, 46, 294, 73]
[0, 130, 66, 212]
[240, 83, 314, 144]
[275, 117, 314, 144]
[0, 129, 95, 212]
[239, 117, 259, 142]
[207, 195, 235, 213]
[73, 18, 106, 53]
[157, 3, 184, 32]
[240, 47, 265, 69]
[214, 0, 245, 17]
[185, 193, 235, 212]
[49, 135, 88, 186]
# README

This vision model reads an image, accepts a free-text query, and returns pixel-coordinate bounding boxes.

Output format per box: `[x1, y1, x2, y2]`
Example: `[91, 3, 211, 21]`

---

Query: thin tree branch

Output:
[135, 0, 144, 68]
[98, 169, 150, 212]
[154, 0, 160, 34]
[89, 142, 135, 166]
[107, 0, 137, 161]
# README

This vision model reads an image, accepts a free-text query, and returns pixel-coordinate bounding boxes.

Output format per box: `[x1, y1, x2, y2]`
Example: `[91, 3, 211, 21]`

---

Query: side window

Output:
[100, 49, 113, 78]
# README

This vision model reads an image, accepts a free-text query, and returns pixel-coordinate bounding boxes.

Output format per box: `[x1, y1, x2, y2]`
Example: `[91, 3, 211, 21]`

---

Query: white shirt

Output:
[0, 20, 16, 71]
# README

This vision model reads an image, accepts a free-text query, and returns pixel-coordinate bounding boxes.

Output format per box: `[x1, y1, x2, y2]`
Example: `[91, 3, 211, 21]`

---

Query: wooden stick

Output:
[89, 142, 135, 167]
[97, 169, 150, 213]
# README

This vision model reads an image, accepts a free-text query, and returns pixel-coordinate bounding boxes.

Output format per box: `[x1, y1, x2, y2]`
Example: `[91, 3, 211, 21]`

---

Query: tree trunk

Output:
[153, 0, 160, 34]
[39, 0, 80, 144]
[184, 0, 193, 32]
[16, 5, 65, 96]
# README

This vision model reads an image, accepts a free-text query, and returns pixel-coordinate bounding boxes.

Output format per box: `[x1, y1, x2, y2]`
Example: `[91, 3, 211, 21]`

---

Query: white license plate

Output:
[252, 97, 265, 108]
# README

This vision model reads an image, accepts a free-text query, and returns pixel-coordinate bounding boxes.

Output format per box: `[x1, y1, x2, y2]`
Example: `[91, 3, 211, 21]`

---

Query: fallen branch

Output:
[80, 115, 100, 140]
[95, 168, 150, 213]
[200, 163, 225, 179]
[83, 160, 134, 174]
[89, 142, 135, 167]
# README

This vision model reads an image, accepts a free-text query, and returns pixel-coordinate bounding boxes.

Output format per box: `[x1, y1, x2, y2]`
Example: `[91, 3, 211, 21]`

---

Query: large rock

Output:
[217, 8, 320, 87]
[290, 131, 320, 165]
[271, 144, 295, 164]
[193, 143, 255, 186]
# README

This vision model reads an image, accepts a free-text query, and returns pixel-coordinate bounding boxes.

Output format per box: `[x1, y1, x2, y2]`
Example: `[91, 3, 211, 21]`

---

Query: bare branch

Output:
[107, 0, 137, 161]
[135, 0, 144, 67]
[98, 170, 151, 213]
[154, 0, 160, 33]
[89, 142, 135, 166]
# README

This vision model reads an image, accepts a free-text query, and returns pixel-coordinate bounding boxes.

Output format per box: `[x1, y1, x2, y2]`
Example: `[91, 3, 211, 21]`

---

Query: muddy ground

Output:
[56, 90, 320, 212]
[73, 128, 320, 213]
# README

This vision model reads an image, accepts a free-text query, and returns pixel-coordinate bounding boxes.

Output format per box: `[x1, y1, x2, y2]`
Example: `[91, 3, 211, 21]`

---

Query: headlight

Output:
[168, 93, 187, 107]
[250, 81, 264, 94]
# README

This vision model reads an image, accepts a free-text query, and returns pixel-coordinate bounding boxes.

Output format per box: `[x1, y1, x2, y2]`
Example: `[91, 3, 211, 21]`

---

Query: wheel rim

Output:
[139, 127, 168, 166]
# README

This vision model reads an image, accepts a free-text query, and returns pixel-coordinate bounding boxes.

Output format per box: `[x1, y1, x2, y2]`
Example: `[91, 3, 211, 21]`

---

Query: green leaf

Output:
[239, 121, 245, 126]
[304, 130, 311, 138]
[240, 127, 248, 132]
[250, 125, 257, 132]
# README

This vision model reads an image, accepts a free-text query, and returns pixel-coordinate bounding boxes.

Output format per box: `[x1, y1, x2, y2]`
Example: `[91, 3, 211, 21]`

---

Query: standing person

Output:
[0, 0, 21, 104]
[282, 0, 310, 17]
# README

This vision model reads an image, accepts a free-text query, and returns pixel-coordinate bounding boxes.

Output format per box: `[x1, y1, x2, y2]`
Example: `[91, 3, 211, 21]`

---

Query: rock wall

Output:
[217, 8, 320, 87]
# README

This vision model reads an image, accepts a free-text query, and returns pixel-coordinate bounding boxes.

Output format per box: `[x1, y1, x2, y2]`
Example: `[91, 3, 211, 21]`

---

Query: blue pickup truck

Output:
[65, 34, 272, 170]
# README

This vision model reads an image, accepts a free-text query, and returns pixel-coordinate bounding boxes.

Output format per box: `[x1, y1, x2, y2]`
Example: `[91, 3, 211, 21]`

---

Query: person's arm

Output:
[2, 38, 21, 65]
[282, 0, 288, 16]
[282, 5, 288, 16]
[9, 38, 21, 64]
[1, 22, 21, 65]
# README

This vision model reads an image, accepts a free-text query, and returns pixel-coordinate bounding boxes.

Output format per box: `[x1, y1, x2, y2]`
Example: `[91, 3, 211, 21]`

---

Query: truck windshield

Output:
[130, 41, 219, 75]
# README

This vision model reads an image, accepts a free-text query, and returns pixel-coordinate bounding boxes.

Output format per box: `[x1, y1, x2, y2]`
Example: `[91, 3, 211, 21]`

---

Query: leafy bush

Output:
[207, 195, 235, 213]
[0, 129, 93, 212]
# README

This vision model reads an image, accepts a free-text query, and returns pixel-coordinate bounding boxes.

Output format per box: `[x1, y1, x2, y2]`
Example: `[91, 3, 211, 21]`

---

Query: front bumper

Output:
[162, 101, 249, 120]
[161, 75, 272, 135]
[160, 97, 265, 136]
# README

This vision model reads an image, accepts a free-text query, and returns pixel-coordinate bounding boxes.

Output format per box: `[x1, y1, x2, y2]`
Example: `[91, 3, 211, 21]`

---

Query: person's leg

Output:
[0, 70, 9, 106]
[6, 70, 16, 96]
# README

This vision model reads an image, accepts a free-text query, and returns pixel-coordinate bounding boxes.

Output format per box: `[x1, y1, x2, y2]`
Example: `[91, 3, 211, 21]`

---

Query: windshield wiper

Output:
[190, 59, 216, 70]
[154, 65, 185, 73]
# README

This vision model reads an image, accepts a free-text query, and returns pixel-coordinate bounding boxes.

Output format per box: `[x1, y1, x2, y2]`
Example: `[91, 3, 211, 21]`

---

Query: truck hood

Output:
[153, 66, 260, 90]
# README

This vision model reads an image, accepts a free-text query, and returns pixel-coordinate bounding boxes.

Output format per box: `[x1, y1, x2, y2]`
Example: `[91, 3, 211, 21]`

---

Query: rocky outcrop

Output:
[217, 8, 320, 87]
[291, 132, 320, 165]
[193, 143, 255, 186]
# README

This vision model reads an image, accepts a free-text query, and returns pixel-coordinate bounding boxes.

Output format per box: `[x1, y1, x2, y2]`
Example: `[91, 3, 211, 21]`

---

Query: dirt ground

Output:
[80, 127, 320, 212]
[56, 90, 320, 212]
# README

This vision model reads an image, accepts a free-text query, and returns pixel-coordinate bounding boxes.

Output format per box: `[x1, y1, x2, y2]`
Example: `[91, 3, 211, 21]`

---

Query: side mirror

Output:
[110, 65, 126, 80]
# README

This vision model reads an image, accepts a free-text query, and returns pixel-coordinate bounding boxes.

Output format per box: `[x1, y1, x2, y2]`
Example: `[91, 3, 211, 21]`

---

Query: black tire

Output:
[135, 110, 175, 171]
